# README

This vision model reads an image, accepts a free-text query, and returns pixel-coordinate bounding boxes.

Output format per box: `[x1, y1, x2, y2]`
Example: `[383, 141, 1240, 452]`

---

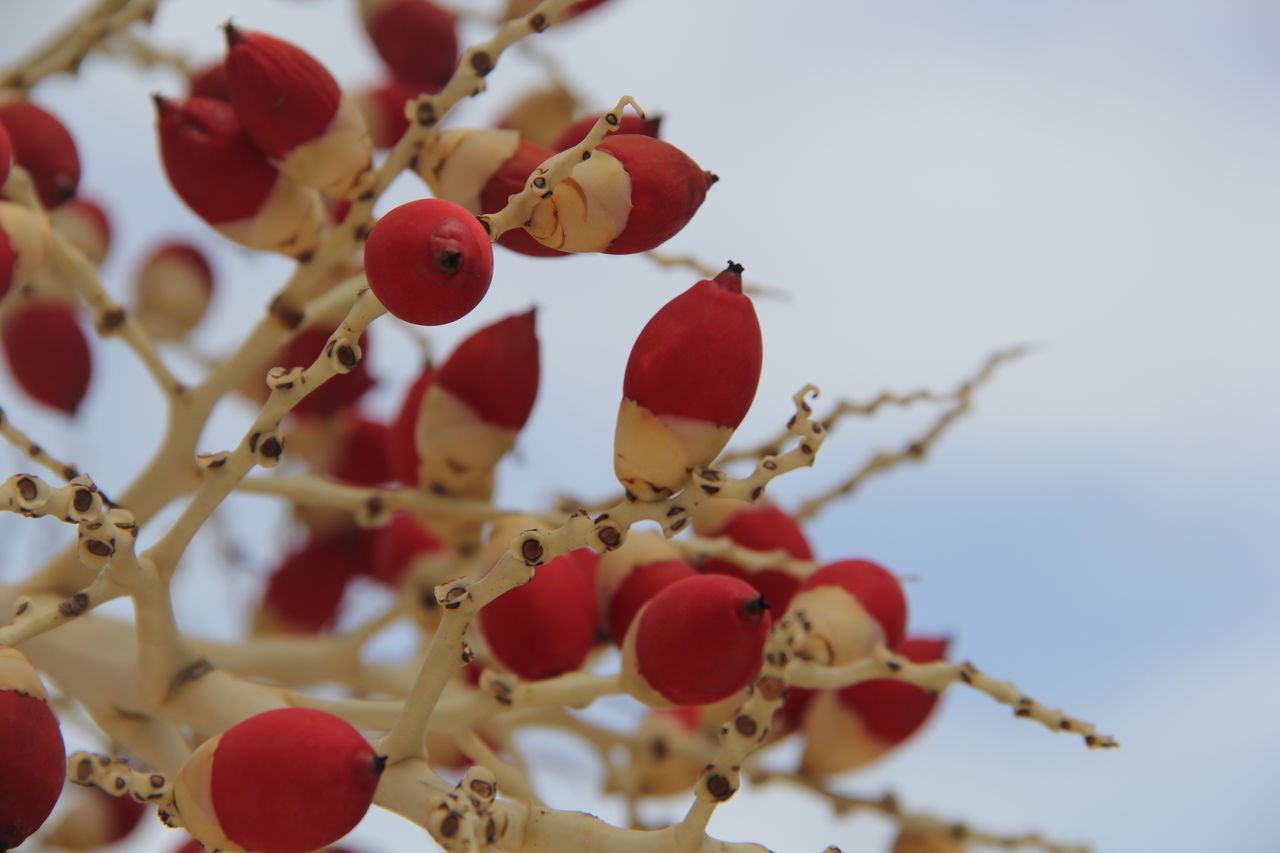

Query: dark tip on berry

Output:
[743, 594, 770, 619]
[151, 92, 172, 115]
[222, 20, 243, 46]
[436, 249, 462, 273]
[724, 260, 745, 276]
[373, 754, 388, 775]
[707, 172, 720, 185]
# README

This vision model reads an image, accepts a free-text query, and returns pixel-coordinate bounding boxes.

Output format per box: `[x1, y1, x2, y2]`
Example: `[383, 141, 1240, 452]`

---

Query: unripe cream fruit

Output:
[525, 148, 632, 252]
[417, 128, 521, 213]
[0, 201, 52, 297]
[797, 689, 885, 775]
[415, 383, 520, 496]
[133, 243, 214, 340]
[614, 398, 733, 501]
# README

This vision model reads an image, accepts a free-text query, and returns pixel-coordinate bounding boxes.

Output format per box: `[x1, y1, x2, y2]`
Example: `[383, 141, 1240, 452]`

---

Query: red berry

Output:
[624, 574, 771, 707]
[260, 531, 372, 633]
[525, 134, 714, 254]
[478, 139, 569, 258]
[47, 785, 147, 850]
[353, 80, 416, 149]
[368, 510, 444, 587]
[364, 199, 493, 326]
[178, 708, 382, 853]
[189, 60, 231, 101]
[389, 363, 435, 485]
[479, 547, 599, 680]
[0, 648, 66, 852]
[694, 500, 813, 613]
[551, 113, 662, 152]
[224, 26, 340, 160]
[788, 559, 908, 666]
[154, 96, 321, 254]
[614, 264, 760, 500]
[330, 414, 395, 486]
[360, 0, 459, 93]
[436, 309, 538, 429]
[2, 298, 92, 414]
[837, 636, 949, 743]
[0, 99, 81, 208]
[132, 241, 215, 340]
[607, 558, 697, 645]
[0, 118, 11, 188]
[595, 533, 697, 644]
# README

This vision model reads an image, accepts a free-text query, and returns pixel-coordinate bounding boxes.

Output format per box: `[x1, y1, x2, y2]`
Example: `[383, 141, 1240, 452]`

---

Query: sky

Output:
[2, 1, 1279, 852]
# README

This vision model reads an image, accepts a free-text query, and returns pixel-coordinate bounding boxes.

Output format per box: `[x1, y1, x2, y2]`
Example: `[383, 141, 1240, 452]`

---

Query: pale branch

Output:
[66, 750, 176, 811]
[376, 386, 826, 766]
[4, 166, 182, 398]
[0, 406, 80, 481]
[481, 94, 645, 239]
[783, 644, 1118, 750]
[750, 772, 1091, 853]
[669, 534, 818, 578]
[793, 346, 1029, 520]
[0, 0, 163, 93]
[236, 473, 522, 528]
[98, 28, 192, 76]
[644, 250, 789, 301]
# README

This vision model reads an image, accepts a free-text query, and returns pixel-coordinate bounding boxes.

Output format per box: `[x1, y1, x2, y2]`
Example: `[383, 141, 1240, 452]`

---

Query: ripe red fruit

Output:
[360, 0, 459, 93]
[595, 532, 696, 644]
[412, 310, 539, 494]
[132, 241, 215, 340]
[50, 197, 111, 266]
[364, 198, 493, 325]
[352, 80, 416, 149]
[479, 140, 570, 258]
[525, 133, 714, 254]
[175, 708, 382, 853]
[0, 648, 66, 852]
[330, 414, 394, 486]
[788, 559, 908, 666]
[0, 99, 81, 208]
[368, 510, 444, 587]
[224, 25, 372, 197]
[189, 60, 231, 101]
[623, 574, 771, 707]
[551, 113, 662, 152]
[694, 500, 814, 613]
[0, 118, 12, 189]
[2, 298, 92, 414]
[614, 264, 761, 500]
[154, 95, 322, 255]
[479, 546, 599, 680]
[259, 530, 373, 633]
[389, 363, 435, 485]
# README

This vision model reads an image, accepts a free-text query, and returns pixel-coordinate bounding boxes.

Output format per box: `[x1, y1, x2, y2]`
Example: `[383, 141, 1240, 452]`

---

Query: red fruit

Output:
[260, 531, 372, 633]
[695, 500, 813, 613]
[176, 708, 382, 853]
[133, 241, 215, 340]
[353, 80, 416, 149]
[0, 118, 11, 187]
[224, 26, 340, 159]
[0, 649, 66, 852]
[595, 531, 696, 644]
[479, 140, 569, 258]
[525, 133, 714, 254]
[0, 99, 81, 208]
[614, 264, 760, 500]
[330, 414, 394, 486]
[361, 0, 459, 93]
[276, 328, 375, 417]
[189, 61, 231, 101]
[50, 197, 111, 266]
[389, 363, 435, 484]
[551, 113, 662, 152]
[368, 510, 444, 587]
[224, 26, 371, 197]
[788, 559, 908, 666]
[436, 309, 538, 429]
[837, 636, 949, 743]
[154, 96, 321, 254]
[624, 574, 770, 707]
[2, 298, 91, 414]
[364, 198, 493, 325]
[607, 559, 697, 644]
[479, 548, 599, 680]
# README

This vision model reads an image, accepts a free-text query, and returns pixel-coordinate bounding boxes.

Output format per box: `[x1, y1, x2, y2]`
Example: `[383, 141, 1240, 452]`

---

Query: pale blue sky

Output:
[2, 1, 1277, 851]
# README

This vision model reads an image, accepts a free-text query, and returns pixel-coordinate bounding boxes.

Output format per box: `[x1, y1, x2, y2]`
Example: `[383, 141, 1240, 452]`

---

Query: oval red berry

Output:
[364, 199, 494, 325]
